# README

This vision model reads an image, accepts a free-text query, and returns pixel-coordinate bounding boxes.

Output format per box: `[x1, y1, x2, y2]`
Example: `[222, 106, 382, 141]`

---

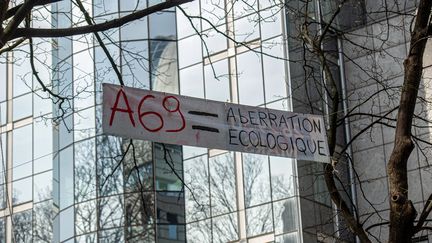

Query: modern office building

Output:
[0, 0, 431, 242]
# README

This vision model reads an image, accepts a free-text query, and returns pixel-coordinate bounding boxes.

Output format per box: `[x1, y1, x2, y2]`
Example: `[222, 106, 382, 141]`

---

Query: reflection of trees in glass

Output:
[209, 152, 236, 216]
[33, 201, 55, 242]
[12, 210, 32, 243]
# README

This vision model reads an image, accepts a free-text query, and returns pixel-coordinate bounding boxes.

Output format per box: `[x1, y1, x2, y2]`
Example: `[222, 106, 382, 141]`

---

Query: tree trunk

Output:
[387, 1, 432, 242]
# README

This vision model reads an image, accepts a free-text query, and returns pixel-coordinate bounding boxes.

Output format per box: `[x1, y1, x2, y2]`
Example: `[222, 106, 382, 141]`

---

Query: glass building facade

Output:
[0, 0, 342, 242]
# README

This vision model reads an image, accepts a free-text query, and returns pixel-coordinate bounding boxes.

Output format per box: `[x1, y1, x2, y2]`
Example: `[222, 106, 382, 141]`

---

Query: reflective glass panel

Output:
[59, 207, 74, 242]
[150, 41, 179, 93]
[125, 192, 154, 227]
[120, 0, 146, 11]
[121, 41, 150, 89]
[0, 58, 5, 102]
[260, 7, 282, 40]
[12, 210, 32, 242]
[186, 219, 211, 243]
[275, 232, 299, 243]
[120, 17, 148, 41]
[32, 38, 52, 90]
[273, 198, 299, 234]
[201, 0, 225, 30]
[0, 217, 4, 243]
[59, 146, 74, 209]
[243, 154, 271, 207]
[13, 93, 33, 121]
[209, 152, 236, 215]
[125, 225, 155, 243]
[99, 195, 124, 229]
[182, 146, 207, 160]
[13, 176, 32, 205]
[246, 203, 273, 237]
[13, 124, 32, 180]
[180, 63, 204, 98]
[74, 107, 95, 141]
[178, 35, 202, 68]
[204, 59, 230, 102]
[0, 102, 6, 125]
[73, 37, 95, 110]
[99, 228, 124, 242]
[212, 213, 238, 243]
[234, 14, 260, 43]
[237, 50, 264, 106]
[176, 0, 200, 39]
[157, 224, 186, 242]
[75, 139, 96, 203]
[13, 47, 32, 97]
[184, 155, 210, 222]
[149, 11, 176, 40]
[123, 140, 153, 192]
[33, 118, 52, 159]
[34, 171, 52, 202]
[263, 38, 287, 103]
[270, 157, 295, 200]
[33, 200, 54, 242]
[33, 89, 52, 117]
[75, 200, 97, 235]
[97, 135, 124, 196]
[155, 143, 183, 191]
[202, 25, 227, 55]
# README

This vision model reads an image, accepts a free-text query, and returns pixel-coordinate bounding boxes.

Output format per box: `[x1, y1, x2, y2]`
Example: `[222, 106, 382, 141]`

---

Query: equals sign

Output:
[188, 111, 220, 133]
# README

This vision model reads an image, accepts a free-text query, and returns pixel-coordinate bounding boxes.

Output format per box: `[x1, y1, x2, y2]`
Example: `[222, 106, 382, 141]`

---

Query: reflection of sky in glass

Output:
[237, 50, 264, 106]
[205, 59, 230, 102]
[13, 124, 33, 180]
[273, 198, 298, 234]
[13, 177, 32, 205]
[180, 63, 204, 98]
[270, 156, 295, 200]
[13, 93, 32, 121]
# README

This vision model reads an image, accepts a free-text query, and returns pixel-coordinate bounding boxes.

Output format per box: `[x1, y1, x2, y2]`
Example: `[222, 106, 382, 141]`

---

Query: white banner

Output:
[102, 83, 330, 163]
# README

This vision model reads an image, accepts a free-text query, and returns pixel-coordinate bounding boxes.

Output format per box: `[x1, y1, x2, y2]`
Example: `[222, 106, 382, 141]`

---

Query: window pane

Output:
[0, 217, 5, 243]
[275, 232, 299, 243]
[13, 93, 33, 121]
[13, 124, 33, 180]
[263, 38, 287, 103]
[75, 200, 97, 235]
[204, 59, 230, 102]
[209, 152, 236, 215]
[99, 195, 124, 229]
[246, 203, 273, 237]
[202, 25, 227, 55]
[60, 207, 74, 242]
[75, 139, 96, 203]
[176, 0, 200, 39]
[149, 11, 176, 40]
[0, 102, 6, 125]
[121, 17, 148, 41]
[155, 143, 183, 191]
[13, 177, 32, 205]
[201, 0, 225, 30]
[120, 0, 146, 11]
[234, 14, 259, 43]
[180, 63, 204, 98]
[186, 219, 211, 243]
[97, 135, 124, 196]
[13, 47, 32, 97]
[270, 157, 295, 200]
[34, 119, 52, 159]
[184, 155, 210, 223]
[273, 198, 299, 234]
[121, 41, 150, 89]
[33, 89, 52, 117]
[157, 191, 185, 225]
[123, 140, 153, 192]
[157, 224, 186, 242]
[237, 50, 264, 106]
[34, 171, 52, 202]
[243, 154, 271, 207]
[33, 200, 54, 242]
[212, 213, 238, 243]
[12, 210, 32, 242]
[150, 41, 179, 93]
[0, 58, 6, 102]
[260, 7, 282, 40]
[60, 146, 74, 209]
[178, 35, 202, 68]
[74, 107, 95, 141]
